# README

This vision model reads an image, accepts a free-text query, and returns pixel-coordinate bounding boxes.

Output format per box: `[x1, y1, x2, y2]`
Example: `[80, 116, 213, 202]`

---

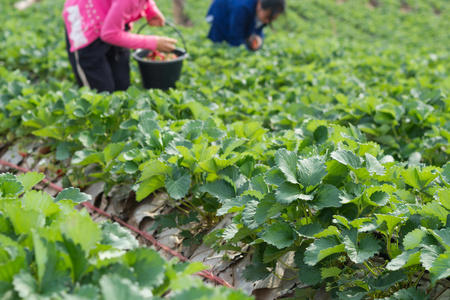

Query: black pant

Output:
[65, 32, 130, 93]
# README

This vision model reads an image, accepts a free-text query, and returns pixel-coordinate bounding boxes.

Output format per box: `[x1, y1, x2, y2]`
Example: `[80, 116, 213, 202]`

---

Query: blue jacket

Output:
[207, 0, 265, 48]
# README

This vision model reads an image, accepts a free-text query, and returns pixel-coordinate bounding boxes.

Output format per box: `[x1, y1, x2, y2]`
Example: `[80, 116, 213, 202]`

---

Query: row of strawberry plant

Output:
[0, 172, 251, 299]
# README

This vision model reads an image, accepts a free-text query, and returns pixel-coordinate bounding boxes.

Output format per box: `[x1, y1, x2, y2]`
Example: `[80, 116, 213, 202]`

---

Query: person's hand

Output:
[156, 37, 177, 52]
[148, 11, 165, 27]
[248, 34, 262, 51]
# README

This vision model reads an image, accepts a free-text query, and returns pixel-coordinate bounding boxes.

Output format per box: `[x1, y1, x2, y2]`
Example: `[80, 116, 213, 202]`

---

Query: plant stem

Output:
[364, 261, 379, 276]
[273, 271, 298, 281]
[278, 259, 299, 271]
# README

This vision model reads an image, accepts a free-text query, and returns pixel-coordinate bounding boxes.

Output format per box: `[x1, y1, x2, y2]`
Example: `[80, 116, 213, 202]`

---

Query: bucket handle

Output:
[136, 20, 188, 53]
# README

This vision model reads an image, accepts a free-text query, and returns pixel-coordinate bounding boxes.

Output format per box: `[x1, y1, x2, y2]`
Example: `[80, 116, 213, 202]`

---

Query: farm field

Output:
[2, 0, 450, 299]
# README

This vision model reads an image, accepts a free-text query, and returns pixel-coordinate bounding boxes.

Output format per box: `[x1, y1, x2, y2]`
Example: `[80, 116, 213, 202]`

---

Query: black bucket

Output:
[132, 22, 188, 90]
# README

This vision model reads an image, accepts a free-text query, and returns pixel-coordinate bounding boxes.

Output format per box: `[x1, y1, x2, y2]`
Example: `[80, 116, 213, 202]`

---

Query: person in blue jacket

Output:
[206, 0, 286, 51]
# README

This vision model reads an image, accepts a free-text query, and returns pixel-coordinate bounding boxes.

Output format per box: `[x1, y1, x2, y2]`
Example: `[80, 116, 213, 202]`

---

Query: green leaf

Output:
[136, 175, 165, 201]
[124, 248, 166, 288]
[241, 262, 272, 281]
[16, 172, 44, 191]
[275, 181, 312, 205]
[297, 156, 327, 190]
[265, 167, 286, 186]
[294, 246, 323, 285]
[331, 150, 362, 169]
[101, 222, 139, 250]
[321, 266, 341, 279]
[385, 287, 429, 300]
[72, 150, 104, 165]
[403, 228, 428, 250]
[309, 184, 342, 210]
[54, 188, 91, 203]
[12, 270, 38, 299]
[429, 250, 450, 285]
[401, 166, 438, 191]
[260, 222, 296, 249]
[165, 167, 191, 200]
[420, 245, 443, 270]
[254, 193, 287, 225]
[21, 190, 59, 217]
[365, 153, 385, 175]
[60, 212, 102, 252]
[342, 230, 380, 264]
[386, 248, 421, 270]
[367, 270, 407, 291]
[99, 274, 145, 300]
[274, 149, 299, 184]
[304, 236, 345, 266]
[296, 223, 323, 238]
[200, 180, 235, 203]
[375, 214, 407, 237]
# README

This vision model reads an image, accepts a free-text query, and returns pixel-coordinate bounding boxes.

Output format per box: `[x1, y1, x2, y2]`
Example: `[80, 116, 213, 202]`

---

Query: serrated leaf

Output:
[12, 270, 38, 299]
[60, 212, 102, 252]
[367, 270, 407, 291]
[297, 223, 323, 238]
[124, 248, 166, 288]
[384, 287, 429, 300]
[200, 179, 235, 203]
[275, 181, 311, 204]
[254, 193, 287, 225]
[99, 274, 145, 300]
[274, 149, 299, 184]
[260, 222, 296, 249]
[365, 153, 385, 175]
[165, 167, 191, 200]
[331, 150, 362, 169]
[342, 230, 380, 264]
[297, 156, 327, 190]
[136, 175, 165, 201]
[241, 262, 272, 281]
[304, 236, 345, 266]
[54, 188, 91, 203]
[265, 167, 286, 186]
[294, 247, 322, 285]
[420, 245, 443, 270]
[309, 184, 342, 210]
[386, 248, 420, 270]
[403, 228, 428, 250]
[101, 222, 139, 250]
[16, 172, 45, 191]
[321, 266, 341, 279]
[401, 166, 438, 191]
[429, 250, 450, 285]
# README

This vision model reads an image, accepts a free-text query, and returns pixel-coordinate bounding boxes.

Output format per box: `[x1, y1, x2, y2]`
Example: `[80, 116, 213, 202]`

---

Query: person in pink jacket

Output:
[63, 0, 177, 93]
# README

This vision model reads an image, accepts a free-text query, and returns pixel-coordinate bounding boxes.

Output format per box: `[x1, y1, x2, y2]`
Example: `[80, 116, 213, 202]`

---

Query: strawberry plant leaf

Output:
[309, 184, 342, 210]
[54, 188, 91, 203]
[296, 223, 324, 238]
[342, 229, 380, 264]
[265, 167, 286, 186]
[321, 266, 341, 279]
[429, 250, 450, 285]
[275, 181, 311, 205]
[297, 156, 327, 190]
[101, 222, 139, 250]
[385, 287, 429, 300]
[260, 222, 296, 249]
[165, 166, 191, 200]
[124, 248, 166, 288]
[12, 270, 38, 299]
[386, 248, 420, 271]
[60, 212, 102, 252]
[365, 153, 385, 175]
[367, 270, 407, 291]
[254, 193, 287, 225]
[304, 235, 345, 266]
[420, 245, 443, 270]
[99, 274, 144, 300]
[294, 246, 323, 285]
[136, 175, 165, 201]
[274, 149, 299, 184]
[200, 179, 235, 203]
[241, 262, 271, 281]
[331, 150, 362, 169]
[401, 166, 438, 191]
[16, 172, 44, 191]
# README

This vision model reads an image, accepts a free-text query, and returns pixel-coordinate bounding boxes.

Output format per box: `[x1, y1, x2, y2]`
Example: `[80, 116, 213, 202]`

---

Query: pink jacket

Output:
[63, 0, 161, 52]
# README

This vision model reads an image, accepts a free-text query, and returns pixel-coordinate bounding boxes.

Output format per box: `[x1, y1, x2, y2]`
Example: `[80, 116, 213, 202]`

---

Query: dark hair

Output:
[260, 0, 286, 21]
